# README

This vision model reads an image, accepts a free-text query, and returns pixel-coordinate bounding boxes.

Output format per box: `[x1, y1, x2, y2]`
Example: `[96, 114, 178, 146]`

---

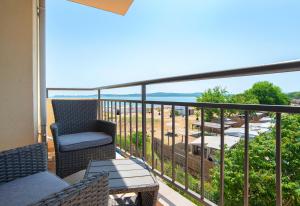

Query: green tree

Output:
[209, 114, 300, 206]
[196, 82, 290, 121]
[228, 93, 259, 116]
[288, 91, 300, 99]
[230, 93, 259, 105]
[196, 86, 229, 121]
[245, 81, 290, 105]
[132, 131, 145, 148]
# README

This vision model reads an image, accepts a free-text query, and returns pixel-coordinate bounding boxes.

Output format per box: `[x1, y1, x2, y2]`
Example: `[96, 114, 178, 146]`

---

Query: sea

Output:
[51, 95, 198, 103]
[103, 96, 197, 103]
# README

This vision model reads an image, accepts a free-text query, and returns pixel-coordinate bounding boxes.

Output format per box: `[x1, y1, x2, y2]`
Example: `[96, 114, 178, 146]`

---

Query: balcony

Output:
[45, 61, 300, 206]
[1, 1, 300, 205]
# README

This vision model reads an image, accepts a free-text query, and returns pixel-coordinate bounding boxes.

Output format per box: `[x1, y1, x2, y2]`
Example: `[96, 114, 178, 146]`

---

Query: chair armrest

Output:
[50, 123, 60, 138]
[91, 120, 116, 143]
[31, 172, 109, 206]
[0, 143, 47, 184]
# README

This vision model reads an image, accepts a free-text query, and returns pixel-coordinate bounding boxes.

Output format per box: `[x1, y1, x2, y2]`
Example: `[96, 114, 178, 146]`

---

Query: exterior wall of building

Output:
[0, 0, 39, 151]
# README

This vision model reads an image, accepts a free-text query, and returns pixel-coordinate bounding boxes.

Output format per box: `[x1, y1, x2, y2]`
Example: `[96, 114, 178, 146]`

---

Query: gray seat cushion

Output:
[58, 132, 113, 152]
[0, 171, 69, 206]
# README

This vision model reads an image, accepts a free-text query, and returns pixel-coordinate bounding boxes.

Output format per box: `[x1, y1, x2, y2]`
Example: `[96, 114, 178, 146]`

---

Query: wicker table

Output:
[84, 159, 159, 206]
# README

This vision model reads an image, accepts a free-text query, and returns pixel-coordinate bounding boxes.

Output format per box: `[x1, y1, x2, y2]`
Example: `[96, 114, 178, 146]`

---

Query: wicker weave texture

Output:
[52, 100, 98, 136]
[51, 100, 116, 178]
[56, 144, 116, 178]
[0, 143, 47, 184]
[31, 172, 109, 206]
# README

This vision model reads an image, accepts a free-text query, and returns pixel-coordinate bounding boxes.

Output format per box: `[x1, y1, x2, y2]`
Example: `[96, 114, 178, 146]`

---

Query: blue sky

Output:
[47, 0, 300, 94]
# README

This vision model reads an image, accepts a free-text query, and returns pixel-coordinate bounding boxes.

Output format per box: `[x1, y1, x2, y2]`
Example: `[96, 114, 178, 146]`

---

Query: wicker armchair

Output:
[0, 143, 109, 206]
[50, 100, 116, 178]
[32, 173, 109, 206]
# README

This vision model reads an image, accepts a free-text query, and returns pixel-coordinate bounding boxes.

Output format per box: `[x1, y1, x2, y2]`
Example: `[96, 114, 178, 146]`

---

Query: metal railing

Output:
[47, 60, 300, 206]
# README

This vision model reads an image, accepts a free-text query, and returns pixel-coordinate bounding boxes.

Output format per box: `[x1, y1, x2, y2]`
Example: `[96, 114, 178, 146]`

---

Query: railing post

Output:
[111, 101, 113, 121]
[151, 104, 155, 169]
[119, 101, 122, 148]
[136, 102, 139, 157]
[141, 84, 147, 159]
[124, 102, 127, 151]
[161, 105, 165, 175]
[244, 111, 249, 206]
[220, 109, 225, 206]
[97, 89, 101, 120]
[171, 105, 175, 182]
[130, 102, 133, 155]
[276, 113, 282, 206]
[184, 106, 189, 190]
[200, 108, 205, 199]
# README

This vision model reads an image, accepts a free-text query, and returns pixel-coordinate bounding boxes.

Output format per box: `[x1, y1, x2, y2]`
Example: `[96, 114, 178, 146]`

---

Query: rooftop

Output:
[190, 135, 241, 150]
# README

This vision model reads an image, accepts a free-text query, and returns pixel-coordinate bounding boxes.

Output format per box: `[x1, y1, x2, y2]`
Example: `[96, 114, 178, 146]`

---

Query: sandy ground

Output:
[46, 99, 202, 148]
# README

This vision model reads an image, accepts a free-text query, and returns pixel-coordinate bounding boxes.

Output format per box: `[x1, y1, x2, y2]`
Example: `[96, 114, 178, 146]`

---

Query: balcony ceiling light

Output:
[68, 0, 134, 15]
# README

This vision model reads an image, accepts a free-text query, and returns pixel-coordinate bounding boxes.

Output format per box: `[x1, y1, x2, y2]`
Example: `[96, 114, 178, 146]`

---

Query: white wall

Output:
[0, 0, 39, 151]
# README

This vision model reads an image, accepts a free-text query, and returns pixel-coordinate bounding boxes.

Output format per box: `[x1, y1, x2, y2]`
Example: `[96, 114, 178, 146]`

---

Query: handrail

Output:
[47, 88, 95, 91]
[47, 60, 300, 92]
[46, 88, 97, 98]
[97, 99, 300, 113]
[95, 60, 300, 90]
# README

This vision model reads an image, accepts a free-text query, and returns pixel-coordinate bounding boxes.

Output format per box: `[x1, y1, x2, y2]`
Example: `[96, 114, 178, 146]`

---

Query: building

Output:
[190, 135, 241, 158]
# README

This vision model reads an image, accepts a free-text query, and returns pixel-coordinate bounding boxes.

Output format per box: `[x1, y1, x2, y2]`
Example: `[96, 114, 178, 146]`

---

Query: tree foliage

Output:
[245, 81, 290, 105]
[209, 114, 300, 206]
[196, 82, 290, 121]
[288, 91, 300, 100]
[228, 93, 260, 116]
[196, 86, 229, 121]
[196, 86, 260, 121]
[229, 93, 259, 105]
[197, 86, 229, 104]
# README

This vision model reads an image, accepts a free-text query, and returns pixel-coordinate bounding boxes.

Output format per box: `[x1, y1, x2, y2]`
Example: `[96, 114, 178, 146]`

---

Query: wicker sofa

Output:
[50, 100, 116, 178]
[0, 143, 109, 206]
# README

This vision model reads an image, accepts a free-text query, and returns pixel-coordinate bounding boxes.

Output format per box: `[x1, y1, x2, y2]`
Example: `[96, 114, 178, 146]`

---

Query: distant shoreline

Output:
[51, 92, 202, 98]
[49, 90, 300, 104]
[49, 92, 201, 103]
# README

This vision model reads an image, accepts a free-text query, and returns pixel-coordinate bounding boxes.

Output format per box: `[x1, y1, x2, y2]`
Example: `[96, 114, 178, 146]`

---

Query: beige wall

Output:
[0, 0, 39, 151]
